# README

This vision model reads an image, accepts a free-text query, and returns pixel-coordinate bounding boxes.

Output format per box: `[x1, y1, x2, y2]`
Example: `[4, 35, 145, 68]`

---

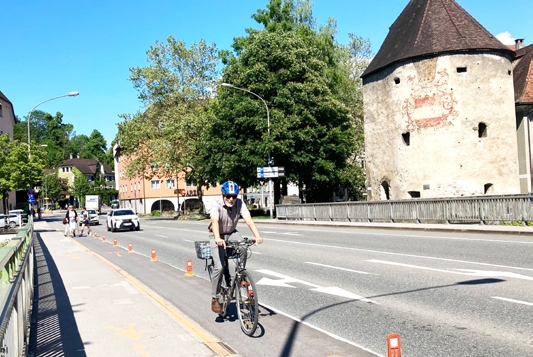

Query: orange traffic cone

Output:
[150, 248, 157, 261]
[185, 260, 194, 276]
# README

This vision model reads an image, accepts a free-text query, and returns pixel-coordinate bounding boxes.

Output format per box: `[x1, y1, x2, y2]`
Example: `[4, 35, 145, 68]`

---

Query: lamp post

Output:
[221, 83, 274, 219]
[27, 92, 79, 157]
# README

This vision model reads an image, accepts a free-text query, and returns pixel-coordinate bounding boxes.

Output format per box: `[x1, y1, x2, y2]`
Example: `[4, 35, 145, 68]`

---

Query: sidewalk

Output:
[28, 220, 229, 357]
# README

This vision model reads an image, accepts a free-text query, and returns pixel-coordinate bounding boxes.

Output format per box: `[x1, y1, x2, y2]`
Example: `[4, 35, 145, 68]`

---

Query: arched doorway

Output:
[150, 200, 175, 213]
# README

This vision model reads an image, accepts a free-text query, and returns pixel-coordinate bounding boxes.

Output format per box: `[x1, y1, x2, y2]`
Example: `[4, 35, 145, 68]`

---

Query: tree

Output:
[71, 169, 91, 207]
[0, 135, 46, 213]
[42, 173, 62, 207]
[206, 0, 357, 203]
[118, 36, 220, 213]
[83, 130, 108, 162]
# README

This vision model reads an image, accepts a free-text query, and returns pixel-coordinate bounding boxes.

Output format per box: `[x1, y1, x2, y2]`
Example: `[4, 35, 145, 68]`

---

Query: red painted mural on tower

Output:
[402, 69, 458, 132]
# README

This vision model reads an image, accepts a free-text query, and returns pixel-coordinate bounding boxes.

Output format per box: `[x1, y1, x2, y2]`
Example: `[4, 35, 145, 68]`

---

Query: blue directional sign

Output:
[28, 196, 36, 205]
[256, 166, 285, 178]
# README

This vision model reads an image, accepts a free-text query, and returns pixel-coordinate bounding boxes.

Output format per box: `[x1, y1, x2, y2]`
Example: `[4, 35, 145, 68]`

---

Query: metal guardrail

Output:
[276, 195, 533, 224]
[0, 218, 34, 357]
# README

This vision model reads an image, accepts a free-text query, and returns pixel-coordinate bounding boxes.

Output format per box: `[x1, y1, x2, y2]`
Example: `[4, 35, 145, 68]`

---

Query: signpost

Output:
[257, 167, 284, 219]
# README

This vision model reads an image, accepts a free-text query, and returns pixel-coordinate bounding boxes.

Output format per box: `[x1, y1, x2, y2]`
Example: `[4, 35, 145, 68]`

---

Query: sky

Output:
[2, 0, 531, 148]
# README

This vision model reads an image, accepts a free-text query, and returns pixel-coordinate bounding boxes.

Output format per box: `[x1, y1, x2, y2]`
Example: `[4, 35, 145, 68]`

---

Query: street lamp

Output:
[221, 83, 274, 219]
[27, 92, 79, 157]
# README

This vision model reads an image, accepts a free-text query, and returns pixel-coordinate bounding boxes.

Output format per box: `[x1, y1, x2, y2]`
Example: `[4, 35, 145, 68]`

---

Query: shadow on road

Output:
[278, 277, 505, 357]
[28, 234, 87, 357]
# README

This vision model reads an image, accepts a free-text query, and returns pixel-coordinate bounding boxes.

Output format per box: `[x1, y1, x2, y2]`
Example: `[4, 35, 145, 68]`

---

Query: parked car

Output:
[106, 209, 140, 232]
[0, 214, 22, 228]
[87, 209, 100, 225]
[9, 209, 28, 223]
[110, 200, 120, 209]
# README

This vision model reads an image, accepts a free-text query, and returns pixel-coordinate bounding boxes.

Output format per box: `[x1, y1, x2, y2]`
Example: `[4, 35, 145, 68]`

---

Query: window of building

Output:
[150, 163, 159, 171]
[402, 132, 410, 146]
[380, 181, 390, 200]
[457, 67, 467, 73]
[478, 122, 487, 138]
[151, 180, 160, 189]
[408, 191, 420, 198]
[166, 179, 176, 188]
[484, 183, 494, 194]
[186, 179, 197, 187]
[394, 77, 400, 84]
[0, 104, 3, 117]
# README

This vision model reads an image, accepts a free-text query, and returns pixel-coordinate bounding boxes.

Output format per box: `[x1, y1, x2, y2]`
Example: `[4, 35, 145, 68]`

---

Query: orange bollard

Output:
[150, 248, 157, 261]
[113, 238, 117, 247]
[185, 260, 194, 276]
[128, 243, 133, 253]
[93, 233, 97, 239]
[102, 235, 106, 242]
[387, 334, 402, 357]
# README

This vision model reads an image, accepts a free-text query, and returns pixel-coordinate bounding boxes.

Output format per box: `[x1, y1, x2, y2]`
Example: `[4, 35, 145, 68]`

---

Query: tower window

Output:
[381, 181, 390, 200]
[457, 67, 467, 73]
[484, 183, 493, 194]
[478, 122, 487, 138]
[408, 191, 420, 198]
[394, 77, 400, 84]
[402, 132, 410, 146]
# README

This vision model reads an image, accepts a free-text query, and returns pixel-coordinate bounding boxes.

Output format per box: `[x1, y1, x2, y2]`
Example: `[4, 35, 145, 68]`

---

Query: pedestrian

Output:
[64, 205, 78, 237]
[79, 207, 92, 237]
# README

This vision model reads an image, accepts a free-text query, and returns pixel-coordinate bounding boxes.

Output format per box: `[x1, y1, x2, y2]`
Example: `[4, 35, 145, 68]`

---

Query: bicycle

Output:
[196, 237, 259, 336]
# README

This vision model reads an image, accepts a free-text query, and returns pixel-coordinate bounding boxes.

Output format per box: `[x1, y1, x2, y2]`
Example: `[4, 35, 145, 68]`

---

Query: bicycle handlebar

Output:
[227, 237, 256, 246]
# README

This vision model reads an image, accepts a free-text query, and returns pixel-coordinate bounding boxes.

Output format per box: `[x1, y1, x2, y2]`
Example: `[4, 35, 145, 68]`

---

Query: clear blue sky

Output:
[2, 0, 531, 148]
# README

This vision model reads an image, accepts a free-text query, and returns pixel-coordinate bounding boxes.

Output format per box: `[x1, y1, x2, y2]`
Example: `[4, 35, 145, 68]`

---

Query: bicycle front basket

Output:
[195, 241, 211, 259]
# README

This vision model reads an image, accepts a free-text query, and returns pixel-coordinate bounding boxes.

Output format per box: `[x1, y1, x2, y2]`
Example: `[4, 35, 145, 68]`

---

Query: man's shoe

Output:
[211, 298, 222, 313]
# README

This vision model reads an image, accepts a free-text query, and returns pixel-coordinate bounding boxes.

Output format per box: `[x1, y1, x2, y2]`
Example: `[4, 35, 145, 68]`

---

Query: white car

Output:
[0, 214, 22, 228]
[87, 209, 100, 225]
[106, 209, 140, 232]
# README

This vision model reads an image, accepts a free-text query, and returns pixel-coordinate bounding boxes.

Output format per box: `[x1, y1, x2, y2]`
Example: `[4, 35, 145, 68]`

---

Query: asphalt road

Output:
[46, 214, 533, 357]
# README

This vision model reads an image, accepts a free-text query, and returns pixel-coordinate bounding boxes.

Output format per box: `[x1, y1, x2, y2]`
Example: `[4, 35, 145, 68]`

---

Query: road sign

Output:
[28, 196, 36, 205]
[257, 166, 285, 178]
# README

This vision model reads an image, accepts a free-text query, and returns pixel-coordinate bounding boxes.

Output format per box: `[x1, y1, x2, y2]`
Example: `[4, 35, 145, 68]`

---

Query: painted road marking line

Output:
[368, 260, 533, 281]
[267, 238, 533, 272]
[282, 232, 301, 236]
[183, 239, 195, 242]
[259, 302, 384, 357]
[492, 297, 533, 306]
[256, 269, 378, 304]
[155, 234, 167, 238]
[306, 262, 379, 275]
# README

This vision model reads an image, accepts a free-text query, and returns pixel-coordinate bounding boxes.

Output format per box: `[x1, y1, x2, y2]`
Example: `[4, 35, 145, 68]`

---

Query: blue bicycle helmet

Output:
[221, 181, 240, 195]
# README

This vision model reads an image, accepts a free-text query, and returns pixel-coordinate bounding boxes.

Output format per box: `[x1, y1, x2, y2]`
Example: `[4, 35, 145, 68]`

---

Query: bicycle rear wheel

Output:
[235, 271, 259, 336]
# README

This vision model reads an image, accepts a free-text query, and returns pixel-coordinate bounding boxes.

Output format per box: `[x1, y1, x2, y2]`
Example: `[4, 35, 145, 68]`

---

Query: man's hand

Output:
[215, 238, 226, 249]
[254, 237, 264, 246]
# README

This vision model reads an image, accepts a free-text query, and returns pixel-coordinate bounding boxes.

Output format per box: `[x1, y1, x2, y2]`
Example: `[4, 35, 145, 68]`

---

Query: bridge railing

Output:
[0, 218, 34, 357]
[276, 194, 533, 224]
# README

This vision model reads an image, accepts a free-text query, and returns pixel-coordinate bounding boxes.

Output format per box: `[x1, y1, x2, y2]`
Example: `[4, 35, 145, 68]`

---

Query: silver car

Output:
[87, 209, 100, 225]
[0, 214, 22, 228]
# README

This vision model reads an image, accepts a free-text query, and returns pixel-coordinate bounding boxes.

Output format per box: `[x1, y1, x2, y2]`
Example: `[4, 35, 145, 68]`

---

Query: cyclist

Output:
[209, 180, 263, 313]
[79, 207, 92, 237]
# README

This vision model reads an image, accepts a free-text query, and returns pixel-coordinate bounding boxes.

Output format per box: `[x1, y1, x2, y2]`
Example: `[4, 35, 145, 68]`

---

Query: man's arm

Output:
[242, 214, 263, 245]
[211, 216, 226, 249]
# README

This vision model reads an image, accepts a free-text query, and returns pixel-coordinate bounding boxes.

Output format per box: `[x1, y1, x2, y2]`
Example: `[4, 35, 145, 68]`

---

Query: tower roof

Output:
[513, 44, 533, 104]
[362, 0, 514, 78]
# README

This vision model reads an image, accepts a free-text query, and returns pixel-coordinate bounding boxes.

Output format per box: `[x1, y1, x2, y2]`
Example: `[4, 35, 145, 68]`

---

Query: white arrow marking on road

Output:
[310, 287, 378, 304]
[369, 260, 533, 281]
[306, 262, 379, 275]
[255, 269, 378, 303]
[256, 277, 297, 288]
[492, 297, 533, 306]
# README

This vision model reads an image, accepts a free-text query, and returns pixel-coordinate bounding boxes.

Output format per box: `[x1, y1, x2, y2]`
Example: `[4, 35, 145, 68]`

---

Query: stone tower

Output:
[361, 0, 520, 200]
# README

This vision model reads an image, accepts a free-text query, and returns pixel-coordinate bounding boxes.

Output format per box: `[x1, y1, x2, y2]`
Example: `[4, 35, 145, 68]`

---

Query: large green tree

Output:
[0, 135, 46, 213]
[71, 169, 91, 207]
[206, 0, 359, 202]
[41, 173, 62, 208]
[117, 36, 220, 213]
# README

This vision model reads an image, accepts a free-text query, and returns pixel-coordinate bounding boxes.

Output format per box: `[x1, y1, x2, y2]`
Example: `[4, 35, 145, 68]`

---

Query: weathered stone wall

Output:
[363, 53, 520, 200]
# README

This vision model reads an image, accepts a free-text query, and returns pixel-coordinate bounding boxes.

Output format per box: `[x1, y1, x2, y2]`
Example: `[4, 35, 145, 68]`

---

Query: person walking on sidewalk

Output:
[64, 205, 78, 237]
[78, 207, 92, 237]
[209, 180, 264, 313]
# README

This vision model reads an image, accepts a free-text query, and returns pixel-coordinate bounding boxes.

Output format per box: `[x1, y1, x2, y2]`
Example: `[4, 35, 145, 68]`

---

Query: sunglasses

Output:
[224, 195, 238, 199]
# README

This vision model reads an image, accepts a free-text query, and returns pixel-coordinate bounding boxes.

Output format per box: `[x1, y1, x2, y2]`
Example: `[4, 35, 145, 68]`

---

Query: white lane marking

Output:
[492, 297, 533, 306]
[259, 302, 384, 357]
[72, 286, 90, 289]
[183, 239, 195, 242]
[368, 260, 533, 281]
[262, 231, 278, 234]
[256, 269, 378, 304]
[306, 262, 379, 275]
[282, 232, 301, 236]
[155, 234, 167, 238]
[267, 238, 533, 272]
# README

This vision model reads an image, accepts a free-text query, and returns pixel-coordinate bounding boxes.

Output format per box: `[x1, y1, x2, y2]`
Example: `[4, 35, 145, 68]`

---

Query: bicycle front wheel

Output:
[235, 271, 259, 336]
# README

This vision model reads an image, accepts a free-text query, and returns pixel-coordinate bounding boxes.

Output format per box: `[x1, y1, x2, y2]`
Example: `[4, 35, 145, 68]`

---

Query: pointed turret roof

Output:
[362, 0, 514, 78]
[513, 44, 533, 104]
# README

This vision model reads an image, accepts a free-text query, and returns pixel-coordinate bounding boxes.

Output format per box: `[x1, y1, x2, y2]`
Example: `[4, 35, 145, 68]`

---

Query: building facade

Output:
[0, 91, 17, 212]
[361, 0, 521, 200]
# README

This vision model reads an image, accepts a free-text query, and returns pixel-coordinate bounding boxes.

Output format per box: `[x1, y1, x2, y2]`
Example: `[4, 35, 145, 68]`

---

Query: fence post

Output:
[445, 200, 450, 224]
[415, 201, 421, 224]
